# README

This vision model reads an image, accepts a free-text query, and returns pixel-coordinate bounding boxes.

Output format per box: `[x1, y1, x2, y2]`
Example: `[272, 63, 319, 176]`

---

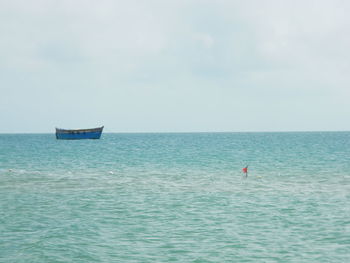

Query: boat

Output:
[55, 126, 104, 140]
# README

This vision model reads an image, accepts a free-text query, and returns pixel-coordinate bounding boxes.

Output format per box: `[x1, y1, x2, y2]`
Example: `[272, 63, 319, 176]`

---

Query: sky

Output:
[1, 0, 350, 133]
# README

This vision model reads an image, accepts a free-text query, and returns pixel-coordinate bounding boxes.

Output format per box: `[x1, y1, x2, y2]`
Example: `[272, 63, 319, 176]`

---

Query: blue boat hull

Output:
[55, 126, 104, 140]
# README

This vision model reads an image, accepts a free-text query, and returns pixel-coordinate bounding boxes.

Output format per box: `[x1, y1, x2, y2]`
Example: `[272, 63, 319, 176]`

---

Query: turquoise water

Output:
[1, 132, 349, 262]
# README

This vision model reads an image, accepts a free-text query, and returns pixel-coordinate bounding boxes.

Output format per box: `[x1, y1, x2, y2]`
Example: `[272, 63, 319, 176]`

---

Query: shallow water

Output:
[1, 132, 349, 262]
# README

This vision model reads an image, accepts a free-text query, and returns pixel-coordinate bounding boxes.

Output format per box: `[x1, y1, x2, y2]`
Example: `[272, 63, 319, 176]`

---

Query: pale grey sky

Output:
[1, 0, 349, 133]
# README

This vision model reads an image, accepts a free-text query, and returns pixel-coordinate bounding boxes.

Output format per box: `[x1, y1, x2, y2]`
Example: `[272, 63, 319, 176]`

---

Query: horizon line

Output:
[0, 130, 349, 135]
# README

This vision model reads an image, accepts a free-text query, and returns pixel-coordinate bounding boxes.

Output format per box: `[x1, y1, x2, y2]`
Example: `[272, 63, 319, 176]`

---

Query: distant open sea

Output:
[1, 132, 349, 262]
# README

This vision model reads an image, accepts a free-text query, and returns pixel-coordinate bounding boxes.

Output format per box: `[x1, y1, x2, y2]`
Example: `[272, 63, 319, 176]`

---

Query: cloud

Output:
[0, 0, 350, 132]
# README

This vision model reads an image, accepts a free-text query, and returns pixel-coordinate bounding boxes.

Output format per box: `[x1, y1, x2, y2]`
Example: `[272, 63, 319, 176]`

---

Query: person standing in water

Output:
[242, 166, 248, 177]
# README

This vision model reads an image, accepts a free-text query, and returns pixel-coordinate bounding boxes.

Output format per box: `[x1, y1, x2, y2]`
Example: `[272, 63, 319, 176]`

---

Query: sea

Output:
[0, 132, 349, 262]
